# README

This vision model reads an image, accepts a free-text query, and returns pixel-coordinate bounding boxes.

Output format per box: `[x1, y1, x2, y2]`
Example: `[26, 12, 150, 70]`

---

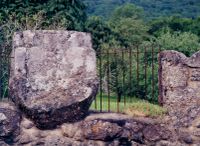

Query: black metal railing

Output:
[93, 44, 161, 112]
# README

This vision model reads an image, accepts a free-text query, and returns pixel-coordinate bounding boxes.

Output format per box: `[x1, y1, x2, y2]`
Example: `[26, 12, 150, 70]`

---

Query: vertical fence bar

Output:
[4, 55, 7, 99]
[151, 45, 155, 102]
[136, 45, 140, 98]
[99, 50, 103, 112]
[144, 47, 147, 100]
[107, 49, 110, 112]
[129, 48, 132, 102]
[0, 54, 2, 100]
[114, 49, 120, 113]
[7, 54, 11, 101]
[158, 46, 163, 106]
[136, 46, 139, 87]
[122, 49, 126, 106]
[95, 54, 98, 110]
[2, 55, 5, 100]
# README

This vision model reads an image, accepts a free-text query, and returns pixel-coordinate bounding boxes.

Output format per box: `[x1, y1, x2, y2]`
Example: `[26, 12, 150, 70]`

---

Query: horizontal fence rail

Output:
[92, 45, 161, 112]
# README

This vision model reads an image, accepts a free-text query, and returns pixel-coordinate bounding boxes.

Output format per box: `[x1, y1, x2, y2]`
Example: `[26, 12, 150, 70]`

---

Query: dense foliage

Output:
[0, 0, 86, 30]
[83, 0, 200, 20]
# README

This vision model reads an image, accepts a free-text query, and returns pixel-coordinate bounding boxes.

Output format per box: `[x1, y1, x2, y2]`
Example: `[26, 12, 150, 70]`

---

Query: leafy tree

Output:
[149, 16, 192, 36]
[156, 30, 200, 56]
[109, 3, 149, 46]
[186, 17, 200, 37]
[85, 16, 114, 52]
[111, 18, 149, 46]
[110, 3, 144, 21]
[83, 0, 200, 20]
[0, 0, 87, 31]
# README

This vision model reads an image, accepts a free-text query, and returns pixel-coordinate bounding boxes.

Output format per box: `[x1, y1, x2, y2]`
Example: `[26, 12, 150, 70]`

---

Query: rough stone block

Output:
[159, 50, 200, 144]
[9, 30, 99, 129]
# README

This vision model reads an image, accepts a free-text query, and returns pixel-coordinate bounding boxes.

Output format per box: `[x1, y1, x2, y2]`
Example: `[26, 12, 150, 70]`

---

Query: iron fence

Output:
[93, 45, 162, 112]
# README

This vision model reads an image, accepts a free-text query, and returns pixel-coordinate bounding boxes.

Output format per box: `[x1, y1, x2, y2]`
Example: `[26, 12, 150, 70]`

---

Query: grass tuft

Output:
[90, 94, 167, 117]
[124, 100, 167, 118]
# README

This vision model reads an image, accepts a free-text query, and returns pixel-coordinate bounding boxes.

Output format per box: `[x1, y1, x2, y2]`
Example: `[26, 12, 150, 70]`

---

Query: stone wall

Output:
[1, 30, 200, 146]
[159, 50, 200, 144]
[0, 102, 175, 146]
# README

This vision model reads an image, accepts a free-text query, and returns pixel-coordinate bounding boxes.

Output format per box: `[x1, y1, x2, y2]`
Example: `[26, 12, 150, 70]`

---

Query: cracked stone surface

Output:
[159, 50, 200, 144]
[9, 30, 99, 129]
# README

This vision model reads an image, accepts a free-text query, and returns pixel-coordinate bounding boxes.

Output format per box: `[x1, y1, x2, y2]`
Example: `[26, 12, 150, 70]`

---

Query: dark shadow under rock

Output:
[0, 102, 21, 144]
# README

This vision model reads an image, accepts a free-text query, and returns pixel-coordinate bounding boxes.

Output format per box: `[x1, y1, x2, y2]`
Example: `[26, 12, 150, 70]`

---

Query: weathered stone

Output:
[0, 141, 9, 146]
[32, 136, 106, 146]
[43, 136, 75, 146]
[18, 134, 34, 144]
[159, 51, 200, 123]
[160, 50, 200, 104]
[21, 118, 34, 129]
[9, 30, 99, 129]
[155, 140, 180, 146]
[179, 132, 193, 144]
[159, 50, 200, 145]
[124, 122, 144, 133]
[186, 51, 200, 68]
[81, 120, 123, 141]
[0, 102, 21, 143]
[61, 123, 79, 138]
[130, 132, 144, 144]
[194, 118, 200, 128]
[143, 125, 162, 142]
[15, 113, 173, 146]
[82, 140, 107, 146]
[73, 128, 84, 141]
[131, 141, 143, 146]
[193, 130, 200, 137]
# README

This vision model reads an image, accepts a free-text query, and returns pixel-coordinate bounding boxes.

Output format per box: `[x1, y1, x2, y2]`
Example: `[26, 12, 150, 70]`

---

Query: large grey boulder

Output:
[9, 30, 98, 129]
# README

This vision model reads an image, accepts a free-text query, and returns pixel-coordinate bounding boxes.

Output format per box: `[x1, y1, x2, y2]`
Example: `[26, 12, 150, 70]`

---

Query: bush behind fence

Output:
[0, 54, 10, 99]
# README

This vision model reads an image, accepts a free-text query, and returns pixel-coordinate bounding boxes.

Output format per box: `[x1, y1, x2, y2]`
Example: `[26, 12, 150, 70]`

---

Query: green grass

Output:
[124, 101, 167, 117]
[90, 94, 167, 117]
[90, 94, 140, 112]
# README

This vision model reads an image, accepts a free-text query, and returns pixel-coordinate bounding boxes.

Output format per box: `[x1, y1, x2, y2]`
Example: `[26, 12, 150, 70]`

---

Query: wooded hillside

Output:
[83, 0, 200, 19]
